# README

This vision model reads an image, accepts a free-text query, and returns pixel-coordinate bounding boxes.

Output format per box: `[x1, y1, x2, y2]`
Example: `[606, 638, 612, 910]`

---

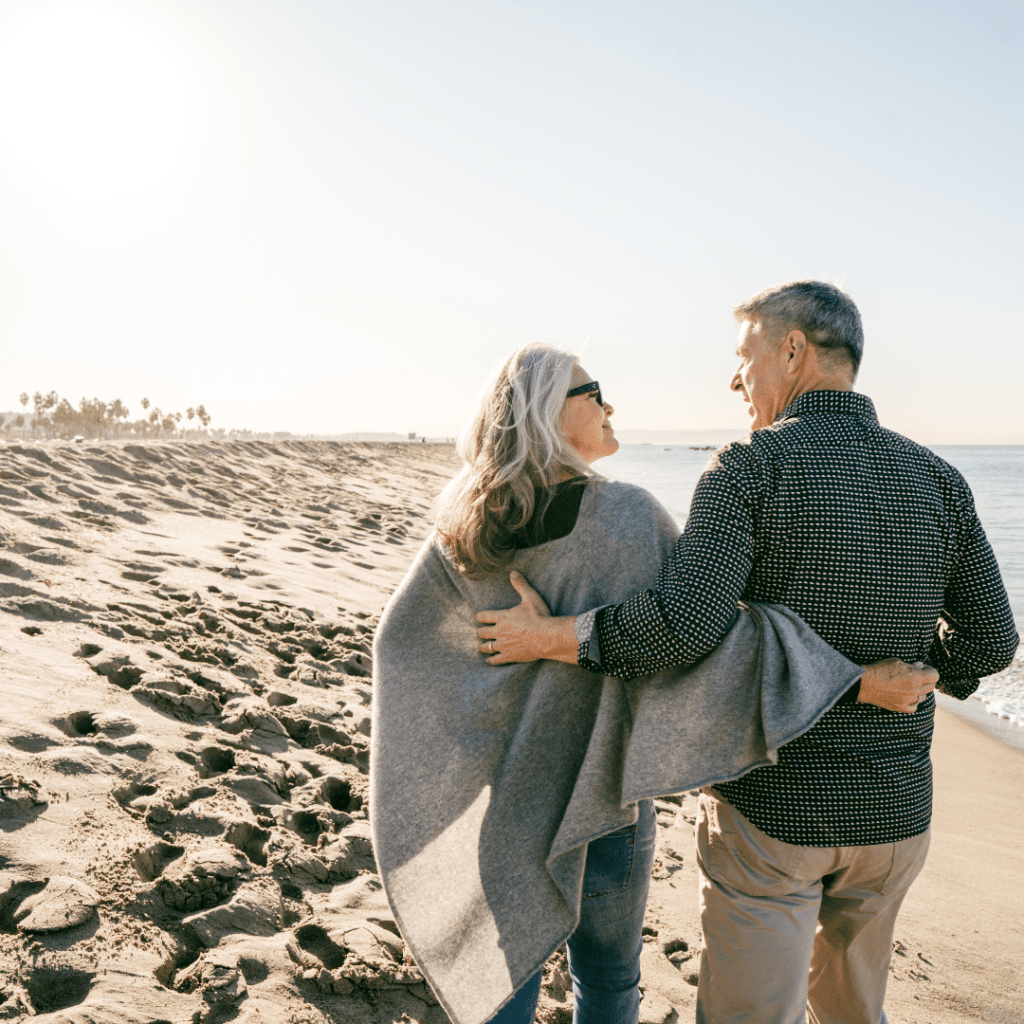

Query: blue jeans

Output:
[491, 799, 657, 1024]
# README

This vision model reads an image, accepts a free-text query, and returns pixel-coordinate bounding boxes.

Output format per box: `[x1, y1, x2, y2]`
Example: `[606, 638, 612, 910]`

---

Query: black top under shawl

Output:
[509, 477, 588, 549]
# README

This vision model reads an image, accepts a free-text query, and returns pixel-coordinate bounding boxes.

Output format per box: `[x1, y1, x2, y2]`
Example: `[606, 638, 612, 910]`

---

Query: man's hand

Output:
[858, 658, 939, 713]
[475, 571, 580, 665]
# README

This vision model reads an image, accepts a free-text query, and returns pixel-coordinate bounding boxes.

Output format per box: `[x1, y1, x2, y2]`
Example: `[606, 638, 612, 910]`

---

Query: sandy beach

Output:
[1, 440, 1020, 1024]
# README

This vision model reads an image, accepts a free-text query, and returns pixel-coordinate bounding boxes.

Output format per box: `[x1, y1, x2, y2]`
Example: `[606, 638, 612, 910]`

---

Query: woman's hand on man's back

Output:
[858, 658, 939, 713]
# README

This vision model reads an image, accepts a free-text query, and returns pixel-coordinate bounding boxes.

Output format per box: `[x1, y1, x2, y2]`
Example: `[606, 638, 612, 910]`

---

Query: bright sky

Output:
[0, 0, 1020, 442]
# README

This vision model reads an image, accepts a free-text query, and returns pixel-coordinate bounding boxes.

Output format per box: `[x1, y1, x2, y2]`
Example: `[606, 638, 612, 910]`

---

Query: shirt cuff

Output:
[574, 607, 607, 672]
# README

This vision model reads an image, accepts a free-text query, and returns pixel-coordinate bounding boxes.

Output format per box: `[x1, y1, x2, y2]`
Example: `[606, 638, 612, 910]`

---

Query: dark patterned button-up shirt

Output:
[582, 390, 1018, 845]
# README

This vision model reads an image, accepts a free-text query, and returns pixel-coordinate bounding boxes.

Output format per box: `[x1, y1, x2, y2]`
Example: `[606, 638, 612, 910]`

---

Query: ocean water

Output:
[600, 443, 1024, 732]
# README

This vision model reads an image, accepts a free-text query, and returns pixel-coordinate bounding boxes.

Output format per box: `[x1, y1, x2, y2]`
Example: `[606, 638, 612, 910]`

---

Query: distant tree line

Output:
[0, 391, 212, 440]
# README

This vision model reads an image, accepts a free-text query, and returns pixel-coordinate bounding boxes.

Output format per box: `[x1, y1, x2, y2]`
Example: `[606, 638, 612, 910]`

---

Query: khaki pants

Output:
[695, 792, 930, 1024]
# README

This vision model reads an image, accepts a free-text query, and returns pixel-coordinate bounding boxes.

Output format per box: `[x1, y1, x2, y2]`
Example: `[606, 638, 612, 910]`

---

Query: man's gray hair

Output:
[733, 280, 864, 373]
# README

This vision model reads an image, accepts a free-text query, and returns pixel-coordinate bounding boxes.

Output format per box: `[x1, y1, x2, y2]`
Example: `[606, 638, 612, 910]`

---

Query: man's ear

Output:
[783, 330, 808, 374]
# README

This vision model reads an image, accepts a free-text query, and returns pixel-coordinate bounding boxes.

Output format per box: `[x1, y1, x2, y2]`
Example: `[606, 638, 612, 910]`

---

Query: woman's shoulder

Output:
[552, 478, 678, 584]
[586, 477, 672, 518]
[581, 478, 679, 542]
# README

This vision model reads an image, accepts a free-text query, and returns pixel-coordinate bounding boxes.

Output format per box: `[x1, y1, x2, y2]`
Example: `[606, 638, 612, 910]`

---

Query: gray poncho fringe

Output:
[371, 480, 863, 1024]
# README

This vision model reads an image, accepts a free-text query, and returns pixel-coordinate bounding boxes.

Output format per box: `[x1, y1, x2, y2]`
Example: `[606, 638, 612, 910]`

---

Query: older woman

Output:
[370, 344, 928, 1024]
[428, 347, 653, 1024]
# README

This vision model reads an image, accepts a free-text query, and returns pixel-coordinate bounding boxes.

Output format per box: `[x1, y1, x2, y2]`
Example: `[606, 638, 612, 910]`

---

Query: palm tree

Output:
[53, 398, 76, 439]
[108, 399, 129, 438]
[31, 391, 57, 437]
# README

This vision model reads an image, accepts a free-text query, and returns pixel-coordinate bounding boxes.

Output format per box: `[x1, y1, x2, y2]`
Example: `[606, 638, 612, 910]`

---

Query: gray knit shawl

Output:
[370, 480, 862, 1024]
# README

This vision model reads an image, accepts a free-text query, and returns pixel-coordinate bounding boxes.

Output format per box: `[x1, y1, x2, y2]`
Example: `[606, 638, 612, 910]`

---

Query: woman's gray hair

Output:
[435, 343, 595, 577]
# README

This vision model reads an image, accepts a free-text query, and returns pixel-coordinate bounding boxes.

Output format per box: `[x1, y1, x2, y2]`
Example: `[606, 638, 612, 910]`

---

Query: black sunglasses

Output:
[566, 380, 603, 406]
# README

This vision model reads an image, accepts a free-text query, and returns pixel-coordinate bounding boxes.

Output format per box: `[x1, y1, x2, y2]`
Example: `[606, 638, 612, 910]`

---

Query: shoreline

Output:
[937, 690, 1024, 753]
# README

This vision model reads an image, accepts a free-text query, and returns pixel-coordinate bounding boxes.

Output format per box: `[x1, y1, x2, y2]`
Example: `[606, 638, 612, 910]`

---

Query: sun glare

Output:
[0, 1, 197, 219]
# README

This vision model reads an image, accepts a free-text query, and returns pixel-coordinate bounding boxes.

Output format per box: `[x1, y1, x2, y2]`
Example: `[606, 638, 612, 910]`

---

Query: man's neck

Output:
[787, 375, 855, 407]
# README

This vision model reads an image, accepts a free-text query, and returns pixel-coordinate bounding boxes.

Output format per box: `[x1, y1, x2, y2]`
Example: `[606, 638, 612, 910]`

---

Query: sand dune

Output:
[1, 439, 1019, 1024]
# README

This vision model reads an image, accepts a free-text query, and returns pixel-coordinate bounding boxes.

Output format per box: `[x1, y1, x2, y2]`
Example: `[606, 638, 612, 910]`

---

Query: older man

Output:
[476, 281, 1018, 1024]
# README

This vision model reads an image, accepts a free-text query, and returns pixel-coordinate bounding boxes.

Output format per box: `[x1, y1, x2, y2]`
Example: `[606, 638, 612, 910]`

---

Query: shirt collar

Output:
[776, 390, 878, 425]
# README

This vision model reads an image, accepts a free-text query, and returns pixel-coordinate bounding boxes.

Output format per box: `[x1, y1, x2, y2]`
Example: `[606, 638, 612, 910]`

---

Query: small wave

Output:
[975, 641, 1024, 727]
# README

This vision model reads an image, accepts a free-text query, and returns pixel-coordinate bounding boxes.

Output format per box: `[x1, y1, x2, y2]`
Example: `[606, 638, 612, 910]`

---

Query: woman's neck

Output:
[552, 469, 587, 484]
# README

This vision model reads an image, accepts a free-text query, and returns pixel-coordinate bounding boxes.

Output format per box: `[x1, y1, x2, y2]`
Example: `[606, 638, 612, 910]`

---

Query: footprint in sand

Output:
[266, 690, 298, 707]
[12, 876, 101, 934]
[121, 562, 166, 583]
[157, 847, 251, 913]
[25, 515, 68, 531]
[0, 775, 48, 812]
[113, 779, 159, 814]
[7, 966, 95, 1016]
[0, 558, 34, 580]
[24, 549, 72, 565]
[136, 676, 222, 718]
[132, 841, 186, 882]
[41, 532, 80, 548]
[198, 746, 236, 776]
[56, 711, 99, 737]
[6, 733, 57, 753]
[224, 821, 271, 866]
[80, 651, 145, 690]
[0, 875, 47, 930]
